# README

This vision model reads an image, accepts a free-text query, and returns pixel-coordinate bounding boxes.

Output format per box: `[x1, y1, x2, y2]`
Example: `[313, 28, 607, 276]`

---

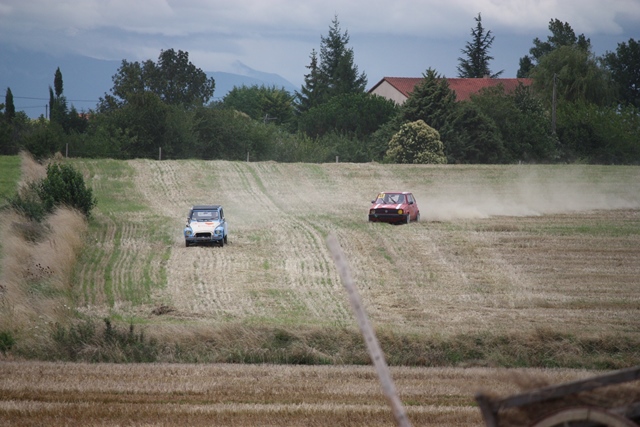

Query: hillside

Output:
[3, 158, 640, 366]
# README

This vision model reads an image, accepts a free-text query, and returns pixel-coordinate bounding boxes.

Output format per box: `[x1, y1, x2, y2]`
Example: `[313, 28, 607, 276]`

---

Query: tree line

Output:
[0, 15, 638, 164]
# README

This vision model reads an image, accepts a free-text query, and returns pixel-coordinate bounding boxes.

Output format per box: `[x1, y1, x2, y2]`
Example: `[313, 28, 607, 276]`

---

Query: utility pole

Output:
[552, 73, 557, 134]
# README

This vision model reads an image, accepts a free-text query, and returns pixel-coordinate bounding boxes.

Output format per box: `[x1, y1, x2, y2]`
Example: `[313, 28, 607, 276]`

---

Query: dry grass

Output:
[16, 151, 46, 188]
[0, 360, 619, 427]
[0, 207, 87, 341]
[2, 158, 640, 425]
[108, 161, 640, 338]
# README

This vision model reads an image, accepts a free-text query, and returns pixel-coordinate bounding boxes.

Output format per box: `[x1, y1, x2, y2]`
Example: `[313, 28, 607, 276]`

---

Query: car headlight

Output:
[214, 228, 223, 236]
[369, 209, 374, 215]
[398, 209, 403, 215]
[184, 228, 193, 236]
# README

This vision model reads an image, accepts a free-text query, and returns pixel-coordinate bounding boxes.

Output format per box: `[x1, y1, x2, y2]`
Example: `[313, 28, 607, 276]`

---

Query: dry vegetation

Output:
[1, 157, 640, 425]
[0, 361, 623, 427]
[76, 160, 640, 344]
[0, 153, 87, 348]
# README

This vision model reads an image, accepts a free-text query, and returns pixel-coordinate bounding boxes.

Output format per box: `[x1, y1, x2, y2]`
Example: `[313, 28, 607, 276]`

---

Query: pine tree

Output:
[319, 15, 367, 97]
[297, 15, 367, 111]
[400, 68, 457, 136]
[295, 49, 323, 113]
[457, 13, 503, 78]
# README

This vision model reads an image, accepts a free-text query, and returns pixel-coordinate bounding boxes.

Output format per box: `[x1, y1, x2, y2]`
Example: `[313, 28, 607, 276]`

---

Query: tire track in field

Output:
[75, 212, 117, 308]
[236, 162, 352, 323]
[127, 160, 282, 318]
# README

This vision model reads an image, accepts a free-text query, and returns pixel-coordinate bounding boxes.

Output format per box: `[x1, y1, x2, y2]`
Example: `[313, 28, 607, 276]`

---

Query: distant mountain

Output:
[209, 60, 298, 100]
[0, 47, 297, 118]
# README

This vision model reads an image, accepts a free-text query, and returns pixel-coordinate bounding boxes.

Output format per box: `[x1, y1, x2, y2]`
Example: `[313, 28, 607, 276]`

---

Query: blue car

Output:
[184, 205, 228, 247]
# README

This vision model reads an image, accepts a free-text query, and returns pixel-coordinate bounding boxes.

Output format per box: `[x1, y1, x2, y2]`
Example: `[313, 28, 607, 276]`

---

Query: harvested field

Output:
[2, 159, 640, 425]
[69, 161, 640, 339]
[0, 361, 617, 427]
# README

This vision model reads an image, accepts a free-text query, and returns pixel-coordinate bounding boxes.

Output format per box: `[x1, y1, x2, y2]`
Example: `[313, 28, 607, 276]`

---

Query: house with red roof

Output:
[368, 77, 533, 104]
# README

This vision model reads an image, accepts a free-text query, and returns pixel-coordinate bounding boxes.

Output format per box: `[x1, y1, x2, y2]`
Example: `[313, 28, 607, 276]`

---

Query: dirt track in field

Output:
[121, 161, 640, 337]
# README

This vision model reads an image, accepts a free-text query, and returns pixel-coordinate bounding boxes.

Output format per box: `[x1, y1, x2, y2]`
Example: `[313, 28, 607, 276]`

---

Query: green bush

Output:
[386, 120, 447, 164]
[7, 181, 47, 222]
[37, 163, 96, 218]
[0, 331, 16, 354]
[6, 162, 96, 221]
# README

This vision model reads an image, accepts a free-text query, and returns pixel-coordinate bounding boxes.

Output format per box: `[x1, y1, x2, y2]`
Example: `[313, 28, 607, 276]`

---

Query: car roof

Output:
[191, 205, 222, 210]
[379, 191, 412, 195]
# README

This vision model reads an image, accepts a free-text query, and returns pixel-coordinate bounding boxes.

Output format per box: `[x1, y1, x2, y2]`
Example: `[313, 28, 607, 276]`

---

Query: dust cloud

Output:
[416, 168, 640, 221]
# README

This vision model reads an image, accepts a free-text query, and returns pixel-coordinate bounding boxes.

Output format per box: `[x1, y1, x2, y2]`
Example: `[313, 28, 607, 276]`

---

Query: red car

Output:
[368, 192, 420, 224]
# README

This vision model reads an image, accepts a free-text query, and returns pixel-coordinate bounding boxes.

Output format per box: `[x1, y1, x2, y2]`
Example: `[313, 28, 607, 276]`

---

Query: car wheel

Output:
[185, 240, 189, 247]
[415, 212, 420, 222]
[224, 234, 228, 244]
[405, 214, 411, 224]
[219, 238, 224, 247]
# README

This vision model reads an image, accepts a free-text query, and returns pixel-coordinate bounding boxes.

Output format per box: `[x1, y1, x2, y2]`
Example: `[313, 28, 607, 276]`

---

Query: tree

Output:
[457, 13, 503, 78]
[296, 49, 323, 113]
[297, 92, 398, 139]
[532, 45, 615, 107]
[191, 107, 275, 161]
[54, 67, 64, 98]
[556, 101, 640, 163]
[319, 16, 367, 97]
[518, 19, 591, 77]
[5, 87, 15, 123]
[49, 85, 69, 131]
[399, 68, 458, 140]
[297, 16, 367, 109]
[469, 84, 557, 162]
[517, 55, 535, 78]
[150, 49, 215, 106]
[106, 49, 215, 108]
[603, 38, 640, 108]
[447, 102, 505, 163]
[223, 85, 294, 125]
[386, 120, 447, 164]
[37, 162, 97, 218]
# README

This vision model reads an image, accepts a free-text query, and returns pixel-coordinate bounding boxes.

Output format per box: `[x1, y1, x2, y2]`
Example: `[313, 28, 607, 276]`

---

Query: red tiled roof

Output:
[370, 77, 533, 102]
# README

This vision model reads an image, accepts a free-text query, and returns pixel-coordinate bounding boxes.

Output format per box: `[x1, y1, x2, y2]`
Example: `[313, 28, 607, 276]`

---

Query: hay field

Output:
[0, 360, 610, 426]
[72, 160, 640, 339]
[3, 158, 640, 426]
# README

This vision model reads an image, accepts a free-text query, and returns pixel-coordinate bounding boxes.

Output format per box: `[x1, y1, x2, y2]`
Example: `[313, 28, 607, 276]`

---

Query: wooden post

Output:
[552, 73, 557, 134]
[326, 233, 412, 427]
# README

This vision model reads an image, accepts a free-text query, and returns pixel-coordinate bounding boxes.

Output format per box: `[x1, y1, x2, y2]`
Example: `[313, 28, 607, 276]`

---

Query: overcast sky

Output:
[1, 0, 639, 89]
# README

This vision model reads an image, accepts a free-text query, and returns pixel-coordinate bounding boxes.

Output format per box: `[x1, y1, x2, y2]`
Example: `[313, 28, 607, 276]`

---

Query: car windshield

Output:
[191, 210, 219, 221]
[376, 193, 404, 204]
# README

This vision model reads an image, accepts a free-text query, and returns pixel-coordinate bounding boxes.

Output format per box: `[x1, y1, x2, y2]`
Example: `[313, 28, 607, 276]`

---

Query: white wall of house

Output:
[369, 81, 407, 105]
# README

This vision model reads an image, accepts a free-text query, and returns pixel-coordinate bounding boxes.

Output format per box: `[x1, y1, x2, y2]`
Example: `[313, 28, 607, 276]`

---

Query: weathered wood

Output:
[482, 366, 640, 412]
[530, 406, 638, 427]
[475, 366, 640, 426]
